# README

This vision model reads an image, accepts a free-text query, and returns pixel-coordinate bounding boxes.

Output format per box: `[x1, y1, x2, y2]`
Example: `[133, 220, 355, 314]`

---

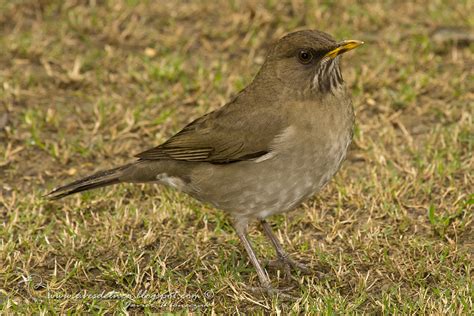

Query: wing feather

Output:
[136, 96, 287, 163]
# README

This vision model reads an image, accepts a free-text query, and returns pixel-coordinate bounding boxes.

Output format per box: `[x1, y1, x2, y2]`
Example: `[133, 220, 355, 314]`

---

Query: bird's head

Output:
[262, 30, 363, 94]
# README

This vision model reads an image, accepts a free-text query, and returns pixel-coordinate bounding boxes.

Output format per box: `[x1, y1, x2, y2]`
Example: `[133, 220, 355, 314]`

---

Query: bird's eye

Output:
[298, 49, 313, 64]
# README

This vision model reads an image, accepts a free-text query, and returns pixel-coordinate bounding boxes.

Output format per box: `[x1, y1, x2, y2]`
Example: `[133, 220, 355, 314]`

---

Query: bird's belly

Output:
[187, 135, 351, 219]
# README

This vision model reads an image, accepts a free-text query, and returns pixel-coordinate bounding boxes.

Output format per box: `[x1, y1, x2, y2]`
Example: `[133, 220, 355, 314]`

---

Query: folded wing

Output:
[136, 100, 287, 164]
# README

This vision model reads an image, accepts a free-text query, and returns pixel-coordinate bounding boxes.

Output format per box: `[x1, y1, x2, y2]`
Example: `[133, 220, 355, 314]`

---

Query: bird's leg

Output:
[233, 219, 295, 299]
[233, 219, 271, 288]
[260, 219, 310, 275]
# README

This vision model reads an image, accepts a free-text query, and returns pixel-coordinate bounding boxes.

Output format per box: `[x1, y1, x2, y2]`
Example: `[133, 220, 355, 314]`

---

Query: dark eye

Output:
[298, 49, 313, 64]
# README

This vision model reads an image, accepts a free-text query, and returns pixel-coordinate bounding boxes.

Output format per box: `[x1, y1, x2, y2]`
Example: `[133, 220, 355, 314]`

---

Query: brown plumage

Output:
[48, 30, 363, 295]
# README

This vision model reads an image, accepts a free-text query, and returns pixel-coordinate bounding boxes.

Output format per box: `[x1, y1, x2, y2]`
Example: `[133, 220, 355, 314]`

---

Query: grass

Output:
[0, 0, 472, 314]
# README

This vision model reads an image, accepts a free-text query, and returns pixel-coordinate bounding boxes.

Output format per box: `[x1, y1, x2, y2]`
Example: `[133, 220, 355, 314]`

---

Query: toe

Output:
[288, 260, 311, 274]
[244, 284, 296, 300]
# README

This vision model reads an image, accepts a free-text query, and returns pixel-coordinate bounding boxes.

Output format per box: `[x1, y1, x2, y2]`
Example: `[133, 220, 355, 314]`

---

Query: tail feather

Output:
[47, 164, 130, 200]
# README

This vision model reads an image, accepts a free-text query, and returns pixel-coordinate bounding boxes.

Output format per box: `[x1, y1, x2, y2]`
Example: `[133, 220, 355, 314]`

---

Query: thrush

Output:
[48, 30, 363, 295]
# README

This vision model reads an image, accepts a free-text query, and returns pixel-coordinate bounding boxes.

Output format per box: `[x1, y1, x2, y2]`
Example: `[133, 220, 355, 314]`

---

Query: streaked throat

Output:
[312, 57, 344, 94]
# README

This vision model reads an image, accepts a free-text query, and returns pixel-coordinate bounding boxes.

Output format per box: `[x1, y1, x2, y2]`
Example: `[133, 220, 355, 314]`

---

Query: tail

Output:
[47, 164, 132, 200]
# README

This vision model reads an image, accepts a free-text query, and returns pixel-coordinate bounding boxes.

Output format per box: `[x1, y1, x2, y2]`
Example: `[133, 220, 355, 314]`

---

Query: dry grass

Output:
[1, 0, 473, 314]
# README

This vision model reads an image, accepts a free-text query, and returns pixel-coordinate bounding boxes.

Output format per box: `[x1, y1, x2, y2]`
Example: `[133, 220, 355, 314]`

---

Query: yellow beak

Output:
[324, 40, 364, 59]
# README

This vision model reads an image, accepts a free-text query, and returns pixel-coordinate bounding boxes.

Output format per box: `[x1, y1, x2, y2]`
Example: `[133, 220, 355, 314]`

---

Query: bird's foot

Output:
[244, 283, 296, 300]
[266, 255, 310, 276]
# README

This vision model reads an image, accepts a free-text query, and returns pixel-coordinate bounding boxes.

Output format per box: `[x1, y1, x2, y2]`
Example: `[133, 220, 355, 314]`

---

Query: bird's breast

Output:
[186, 94, 354, 219]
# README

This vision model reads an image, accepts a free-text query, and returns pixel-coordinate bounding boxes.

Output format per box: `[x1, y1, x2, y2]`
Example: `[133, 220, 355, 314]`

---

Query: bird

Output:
[48, 30, 363, 295]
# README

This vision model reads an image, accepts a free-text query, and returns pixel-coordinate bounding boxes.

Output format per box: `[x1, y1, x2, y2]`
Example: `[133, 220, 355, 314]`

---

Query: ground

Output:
[0, 0, 472, 314]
